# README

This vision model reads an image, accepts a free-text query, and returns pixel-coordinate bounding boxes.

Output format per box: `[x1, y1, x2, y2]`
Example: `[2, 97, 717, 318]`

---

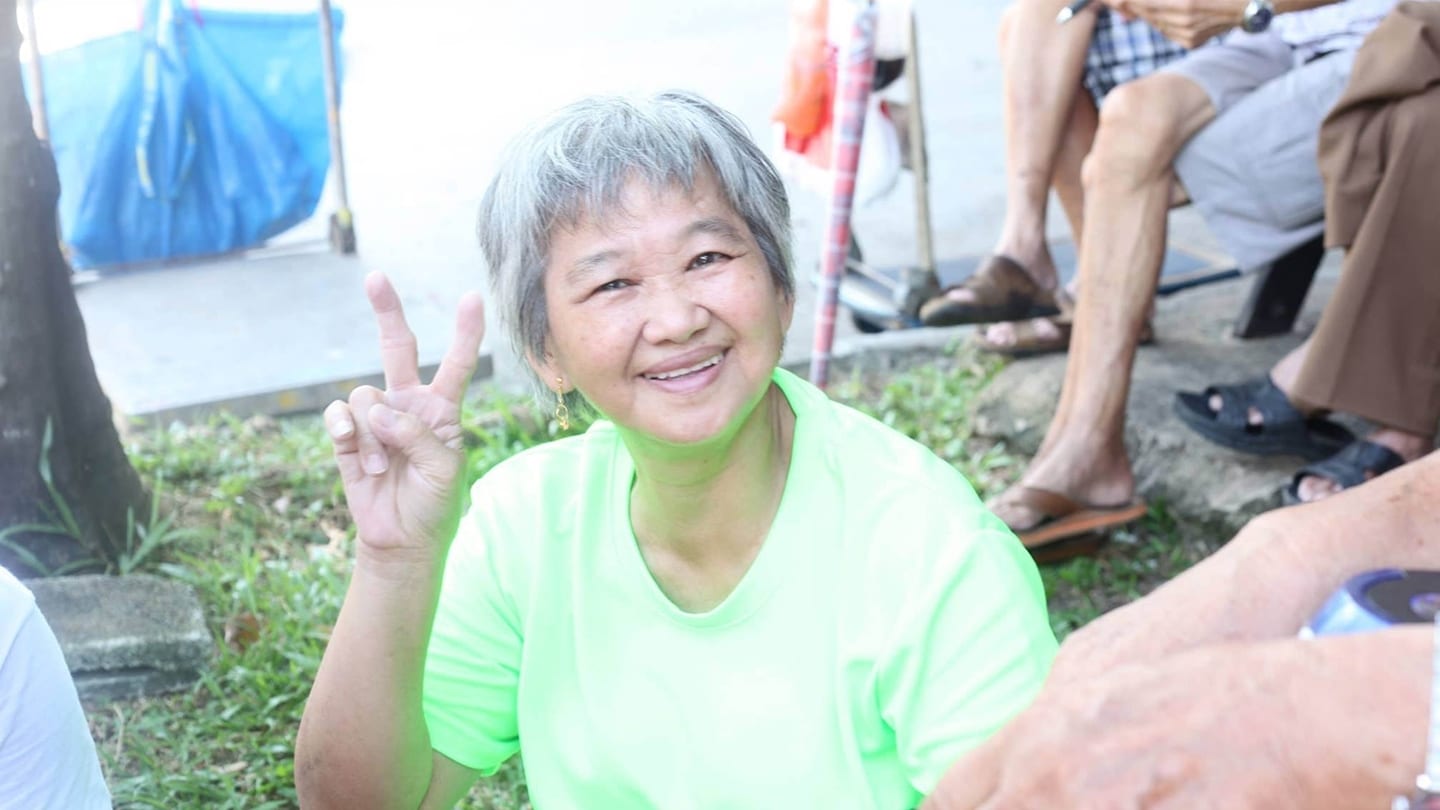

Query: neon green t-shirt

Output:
[423, 368, 1056, 808]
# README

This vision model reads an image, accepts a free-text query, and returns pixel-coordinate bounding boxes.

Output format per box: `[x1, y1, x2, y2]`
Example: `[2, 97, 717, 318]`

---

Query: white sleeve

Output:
[0, 599, 113, 809]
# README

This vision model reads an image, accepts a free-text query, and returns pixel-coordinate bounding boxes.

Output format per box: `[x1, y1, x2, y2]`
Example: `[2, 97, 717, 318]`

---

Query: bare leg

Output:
[946, 0, 1098, 311]
[979, 90, 1097, 350]
[1051, 89, 1098, 240]
[994, 73, 1218, 532]
[980, 83, 1168, 353]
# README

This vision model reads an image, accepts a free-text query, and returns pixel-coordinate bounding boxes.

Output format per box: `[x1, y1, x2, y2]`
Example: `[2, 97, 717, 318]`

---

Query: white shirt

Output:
[0, 566, 112, 810]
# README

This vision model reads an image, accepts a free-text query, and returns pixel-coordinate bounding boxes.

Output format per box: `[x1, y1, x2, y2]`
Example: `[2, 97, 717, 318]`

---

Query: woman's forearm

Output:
[296, 549, 446, 809]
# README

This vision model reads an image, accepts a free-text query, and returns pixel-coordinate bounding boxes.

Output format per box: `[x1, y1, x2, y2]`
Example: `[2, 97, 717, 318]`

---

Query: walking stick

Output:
[809, 0, 878, 388]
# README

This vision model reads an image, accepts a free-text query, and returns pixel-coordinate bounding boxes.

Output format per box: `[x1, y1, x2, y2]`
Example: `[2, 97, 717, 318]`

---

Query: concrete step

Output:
[26, 574, 212, 703]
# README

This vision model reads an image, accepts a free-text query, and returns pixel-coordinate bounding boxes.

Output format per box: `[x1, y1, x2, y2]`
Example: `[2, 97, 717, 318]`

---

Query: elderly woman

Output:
[295, 91, 1055, 809]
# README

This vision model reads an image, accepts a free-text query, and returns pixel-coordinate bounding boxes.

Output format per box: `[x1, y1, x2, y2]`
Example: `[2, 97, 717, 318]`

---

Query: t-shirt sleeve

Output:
[421, 482, 525, 773]
[876, 499, 1057, 794]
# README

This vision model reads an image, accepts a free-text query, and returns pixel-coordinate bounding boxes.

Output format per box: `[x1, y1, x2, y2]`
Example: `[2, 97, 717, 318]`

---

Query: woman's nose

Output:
[641, 276, 710, 345]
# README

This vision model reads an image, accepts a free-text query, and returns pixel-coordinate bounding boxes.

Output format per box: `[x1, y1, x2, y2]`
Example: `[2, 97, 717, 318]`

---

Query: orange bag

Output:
[773, 0, 832, 143]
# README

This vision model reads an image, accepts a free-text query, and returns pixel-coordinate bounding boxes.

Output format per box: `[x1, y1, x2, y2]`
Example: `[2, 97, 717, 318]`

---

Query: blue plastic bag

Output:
[35, 0, 344, 268]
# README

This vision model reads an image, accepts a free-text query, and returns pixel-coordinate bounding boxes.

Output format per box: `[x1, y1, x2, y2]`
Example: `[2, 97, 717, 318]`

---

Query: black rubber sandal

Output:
[1173, 376, 1354, 461]
[1282, 439, 1406, 506]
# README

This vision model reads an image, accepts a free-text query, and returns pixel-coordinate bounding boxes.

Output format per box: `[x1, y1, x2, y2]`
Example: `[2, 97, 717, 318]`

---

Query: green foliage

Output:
[90, 358, 1223, 806]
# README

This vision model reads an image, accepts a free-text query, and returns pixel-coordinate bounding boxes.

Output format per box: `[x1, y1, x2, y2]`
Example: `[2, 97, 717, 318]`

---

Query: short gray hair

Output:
[476, 90, 795, 405]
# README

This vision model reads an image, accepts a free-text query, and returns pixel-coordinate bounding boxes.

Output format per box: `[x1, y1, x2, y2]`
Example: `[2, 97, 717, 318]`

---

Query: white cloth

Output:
[0, 566, 112, 810]
[1274, 0, 1398, 62]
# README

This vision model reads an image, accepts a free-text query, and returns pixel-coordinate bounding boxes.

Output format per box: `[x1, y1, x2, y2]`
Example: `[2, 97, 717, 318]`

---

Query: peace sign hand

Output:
[324, 272, 486, 562]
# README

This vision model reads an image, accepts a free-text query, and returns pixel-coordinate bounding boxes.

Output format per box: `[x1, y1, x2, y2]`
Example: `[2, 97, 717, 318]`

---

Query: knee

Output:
[1084, 78, 1192, 188]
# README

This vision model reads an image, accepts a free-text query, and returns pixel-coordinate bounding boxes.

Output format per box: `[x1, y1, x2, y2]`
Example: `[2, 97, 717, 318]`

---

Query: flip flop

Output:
[996, 486, 1149, 564]
[1282, 439, 1406, 506]
[1173, 376, 1354, 461]
[918, 255, 1061, 327]
[975, 315, 1155, 359]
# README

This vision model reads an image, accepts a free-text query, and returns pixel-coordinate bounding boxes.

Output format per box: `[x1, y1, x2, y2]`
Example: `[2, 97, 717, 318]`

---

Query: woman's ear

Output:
[527, 341, 564, 392]
[526, 349, 563, 393]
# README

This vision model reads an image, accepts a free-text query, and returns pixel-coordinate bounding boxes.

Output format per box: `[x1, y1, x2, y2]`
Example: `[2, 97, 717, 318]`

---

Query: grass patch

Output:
[90, 350, 1225, 807]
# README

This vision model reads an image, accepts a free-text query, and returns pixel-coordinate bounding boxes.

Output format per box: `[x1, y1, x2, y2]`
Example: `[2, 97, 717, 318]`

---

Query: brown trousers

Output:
[1290, 3, 1440, 436]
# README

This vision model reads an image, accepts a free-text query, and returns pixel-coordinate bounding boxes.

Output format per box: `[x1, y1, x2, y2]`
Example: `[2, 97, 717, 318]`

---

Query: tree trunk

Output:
[0, 2, 150, 576]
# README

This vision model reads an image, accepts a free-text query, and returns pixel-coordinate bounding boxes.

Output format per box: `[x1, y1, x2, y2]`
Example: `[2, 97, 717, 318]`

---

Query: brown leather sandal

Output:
[918, 255, 1061, 327]
[995, 486, 1149, 564]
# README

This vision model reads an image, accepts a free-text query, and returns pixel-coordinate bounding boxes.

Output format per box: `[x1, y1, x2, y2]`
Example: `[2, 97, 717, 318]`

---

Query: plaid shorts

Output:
[1083, 8, 1190, 103]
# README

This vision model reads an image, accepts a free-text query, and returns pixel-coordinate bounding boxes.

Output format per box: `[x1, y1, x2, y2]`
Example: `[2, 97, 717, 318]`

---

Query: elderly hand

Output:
[1047, 516, 1302, 685]
[1102, 0, 1246, 48]
[324, 272, 486, 561]
[922, 632, 1427, 810]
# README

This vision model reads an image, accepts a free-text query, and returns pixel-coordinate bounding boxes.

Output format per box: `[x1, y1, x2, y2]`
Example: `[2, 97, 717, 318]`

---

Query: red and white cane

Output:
[809, 0, 878, 389]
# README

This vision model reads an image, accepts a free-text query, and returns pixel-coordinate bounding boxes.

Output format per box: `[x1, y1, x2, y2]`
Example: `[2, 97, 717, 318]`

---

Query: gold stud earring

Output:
[554, 377, 571, 431]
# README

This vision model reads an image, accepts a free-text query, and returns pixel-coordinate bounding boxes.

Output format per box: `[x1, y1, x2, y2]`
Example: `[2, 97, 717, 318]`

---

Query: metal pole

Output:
[20, 0, 50, 143]
[903, 8, 934, 276]
[318, 0, 356, 254]
[895, 4, 939, 320]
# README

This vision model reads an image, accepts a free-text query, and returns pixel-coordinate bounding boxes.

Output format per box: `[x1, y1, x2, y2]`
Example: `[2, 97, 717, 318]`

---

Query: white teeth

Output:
[646, 354, 721, 381]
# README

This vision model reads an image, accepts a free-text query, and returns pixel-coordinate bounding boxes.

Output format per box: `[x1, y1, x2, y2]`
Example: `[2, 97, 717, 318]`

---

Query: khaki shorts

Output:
[1162, 30, 1356, 269]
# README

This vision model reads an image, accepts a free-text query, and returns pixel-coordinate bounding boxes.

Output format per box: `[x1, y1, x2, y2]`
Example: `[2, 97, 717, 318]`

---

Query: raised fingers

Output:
[348, 385, 390, 477]
[324, 399, 363, 484]
[430, 291, 486, 402]
[365, 272, 422, 391]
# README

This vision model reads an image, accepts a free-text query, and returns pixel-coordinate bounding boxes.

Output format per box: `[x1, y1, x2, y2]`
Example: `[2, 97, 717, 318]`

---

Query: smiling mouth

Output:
[642, 353, 723, 381]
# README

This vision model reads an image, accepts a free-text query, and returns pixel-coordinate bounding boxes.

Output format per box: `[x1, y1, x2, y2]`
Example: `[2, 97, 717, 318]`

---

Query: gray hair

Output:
[476, 90, 795, 409]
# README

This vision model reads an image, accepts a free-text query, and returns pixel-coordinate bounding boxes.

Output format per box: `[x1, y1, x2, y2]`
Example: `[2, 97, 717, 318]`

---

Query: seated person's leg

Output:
[1287, 89, 1440, 500]
[991, 33, 1296, 555]
[993, 0, 1101, 288]
[1181, 87, 1440, 503]
[977, 10, 1190, 354]
[988, 70, 1220, 554]
[920, 4, 1185, 327]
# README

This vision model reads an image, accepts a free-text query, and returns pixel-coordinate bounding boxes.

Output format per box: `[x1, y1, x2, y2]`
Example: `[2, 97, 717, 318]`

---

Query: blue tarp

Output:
[33, 1, 344, 268]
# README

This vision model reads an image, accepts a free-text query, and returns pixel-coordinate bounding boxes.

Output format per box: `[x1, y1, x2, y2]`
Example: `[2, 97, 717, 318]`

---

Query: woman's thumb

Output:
[368, 403, 456, 481]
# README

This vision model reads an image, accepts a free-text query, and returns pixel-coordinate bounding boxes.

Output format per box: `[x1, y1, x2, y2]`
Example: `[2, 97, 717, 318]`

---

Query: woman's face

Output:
[533, 172, 793, 446]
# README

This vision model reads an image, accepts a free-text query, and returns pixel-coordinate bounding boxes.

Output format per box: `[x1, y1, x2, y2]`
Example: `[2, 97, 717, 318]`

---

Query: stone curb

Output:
[781, 323, 975, 381]
[27, 574, 213, 703]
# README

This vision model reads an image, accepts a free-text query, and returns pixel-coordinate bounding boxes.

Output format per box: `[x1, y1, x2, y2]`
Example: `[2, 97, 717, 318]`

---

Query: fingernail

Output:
[330, 419, 354, 439]
[363, 452, 389, 475]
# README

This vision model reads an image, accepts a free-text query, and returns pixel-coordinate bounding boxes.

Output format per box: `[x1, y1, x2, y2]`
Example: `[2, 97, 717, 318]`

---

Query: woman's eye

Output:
[689, 251, 729, 270]
[594, 279, 630, 294]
